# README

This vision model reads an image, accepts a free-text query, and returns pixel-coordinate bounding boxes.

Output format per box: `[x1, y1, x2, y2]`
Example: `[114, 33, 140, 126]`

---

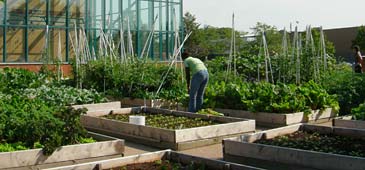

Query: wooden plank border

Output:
[120, 98, 179, 109]
[0, 140, 124, 169]
[72, 102, 122, 111]
[333, 116, 365, 129]
[44, 150, 264, 170]
[215, 108, 335, 127]
[223, 124, 365, 170]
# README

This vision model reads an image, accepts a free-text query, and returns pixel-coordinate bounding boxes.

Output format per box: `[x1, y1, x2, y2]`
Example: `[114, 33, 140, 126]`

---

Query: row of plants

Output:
[256, 131, 365, 157]
[203, 80, 339, 114]
[78, 59, 186, 102]
[103, 113, 217, 130]
[0, 68, 105, 154]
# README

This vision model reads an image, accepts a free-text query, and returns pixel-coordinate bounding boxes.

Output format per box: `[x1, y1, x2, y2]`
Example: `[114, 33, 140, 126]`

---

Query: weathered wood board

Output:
[223, 124, 365, 170]
[0, 140, 125, 169]
[120, 98, 179, 109]
[215, 108, 335, 127]
[333, 116, 365, 129]
[81, 107, 255, 150]
[72, 102, 121, 111]
[44, 150, 264, 170]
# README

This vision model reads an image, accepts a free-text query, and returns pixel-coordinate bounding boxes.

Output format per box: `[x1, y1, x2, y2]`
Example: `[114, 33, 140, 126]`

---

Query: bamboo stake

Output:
[141, 15, 158, 59]
[156, 32, 192, 96]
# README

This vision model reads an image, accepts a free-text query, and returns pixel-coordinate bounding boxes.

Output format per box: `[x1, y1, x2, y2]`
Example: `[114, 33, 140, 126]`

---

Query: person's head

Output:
[354, 45, 360, 52]
[182, 51, 190, 60]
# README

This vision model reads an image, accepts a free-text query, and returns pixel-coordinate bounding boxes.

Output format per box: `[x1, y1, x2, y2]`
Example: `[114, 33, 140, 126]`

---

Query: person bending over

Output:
[182, 52, 209, 113]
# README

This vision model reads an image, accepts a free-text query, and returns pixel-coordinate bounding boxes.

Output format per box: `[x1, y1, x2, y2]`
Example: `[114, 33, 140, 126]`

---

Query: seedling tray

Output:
[81, 106, 255, 150]
[44, 150, 264, 170]
[223, 124, 365, 170]
[215, 108, 335, 127]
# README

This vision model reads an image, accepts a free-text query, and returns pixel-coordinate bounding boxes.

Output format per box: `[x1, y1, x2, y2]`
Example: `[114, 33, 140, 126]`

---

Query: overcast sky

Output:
[184, 0, 364, 33]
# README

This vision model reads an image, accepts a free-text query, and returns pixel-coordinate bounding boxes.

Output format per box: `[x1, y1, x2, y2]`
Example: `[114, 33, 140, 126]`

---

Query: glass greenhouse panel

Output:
[28, 28, 46, 62]
[50, 0, 67, 26]
[28, 0, 47, 26]
[70, 0, 85, 27]
[0, 0, 183, 63]
[106, 0, 121, 29]
[49, 29, 67, 62]
[6, 27, 25, 62]
[7, 0, 26, 26]
[0, 27, 3, 62]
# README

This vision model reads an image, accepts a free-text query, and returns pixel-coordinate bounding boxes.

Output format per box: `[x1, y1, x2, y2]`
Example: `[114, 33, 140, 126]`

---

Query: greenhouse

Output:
[0, 0, 183, 63]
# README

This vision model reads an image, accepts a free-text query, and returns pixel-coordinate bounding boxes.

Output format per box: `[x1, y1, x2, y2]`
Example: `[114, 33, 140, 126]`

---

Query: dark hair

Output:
[182, 51, 190, 60]
[354, 45, 360, 52]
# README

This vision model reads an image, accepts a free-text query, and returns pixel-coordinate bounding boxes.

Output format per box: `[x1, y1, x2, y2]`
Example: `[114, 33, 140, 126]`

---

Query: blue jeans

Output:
[189, 70, 209, 113]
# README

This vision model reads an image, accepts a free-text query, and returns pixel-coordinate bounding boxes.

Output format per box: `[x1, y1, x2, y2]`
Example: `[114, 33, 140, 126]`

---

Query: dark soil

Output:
[104, 160, 206, 170]
[103, 113, 218, 130]
[255, 131, 365, 157]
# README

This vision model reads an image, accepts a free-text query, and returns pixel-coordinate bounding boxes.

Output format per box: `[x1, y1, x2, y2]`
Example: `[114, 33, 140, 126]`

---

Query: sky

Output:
[184, 0, 365, 33]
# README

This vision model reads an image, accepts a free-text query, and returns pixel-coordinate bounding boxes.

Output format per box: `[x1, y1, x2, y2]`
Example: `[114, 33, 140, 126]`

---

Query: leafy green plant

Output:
[0, 67, 48, 94]
[0, 68, 102, 155]
[80, 59, 186, 102]
[0, 95, 91, 155]
[321, 70, 365, 115]
[21, 85, 107, 106]
[351, 103, 365, 121]
[197, 109, 224, 116]
[204, 81, 338, 114]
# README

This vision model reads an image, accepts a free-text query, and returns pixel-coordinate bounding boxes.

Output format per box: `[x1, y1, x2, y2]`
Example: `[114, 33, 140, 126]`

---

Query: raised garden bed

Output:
[215, 108, 335, 127]
[333, 116, 365, 129]
[44, 150, 263, 170]
[223, 124, 365, 170]
[80, 106, 255, 150]
[0, 138, 124, 169]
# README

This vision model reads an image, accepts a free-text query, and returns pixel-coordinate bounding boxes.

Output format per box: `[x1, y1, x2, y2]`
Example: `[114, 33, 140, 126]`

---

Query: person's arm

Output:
[185, 67, 190, 92]
[357, 52, 363, 64]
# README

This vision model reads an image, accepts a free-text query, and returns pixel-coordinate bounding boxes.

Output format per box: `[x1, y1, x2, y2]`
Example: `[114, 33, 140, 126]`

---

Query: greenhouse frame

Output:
[0, 0, 183, 63]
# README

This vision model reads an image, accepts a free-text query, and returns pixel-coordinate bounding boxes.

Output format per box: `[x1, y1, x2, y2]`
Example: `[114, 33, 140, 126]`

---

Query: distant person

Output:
[354, 45, 363, 73]
[182, 52, 209, 113]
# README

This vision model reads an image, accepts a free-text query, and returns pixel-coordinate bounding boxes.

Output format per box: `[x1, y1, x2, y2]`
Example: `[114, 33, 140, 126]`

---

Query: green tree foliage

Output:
[183, 12, 245, 59]
[352, 26, 365, 51]
[248, 22, 282, 56]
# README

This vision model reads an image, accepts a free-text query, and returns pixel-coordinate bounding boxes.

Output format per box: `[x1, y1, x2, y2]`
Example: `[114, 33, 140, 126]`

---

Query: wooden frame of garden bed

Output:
[73, 102, 122, 112]
[81, 107, 255, 150]
[223, 124, 365, 170]
[0, 139, 124, 170]
[44, 150, 264, 170]
[120, 98, 180, 109]
[333, 116, 365, 129]
[215, 108, 335, 127]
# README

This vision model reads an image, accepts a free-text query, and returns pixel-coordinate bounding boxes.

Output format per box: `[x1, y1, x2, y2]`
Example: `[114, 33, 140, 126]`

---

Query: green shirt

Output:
[183, 57, 207, 75]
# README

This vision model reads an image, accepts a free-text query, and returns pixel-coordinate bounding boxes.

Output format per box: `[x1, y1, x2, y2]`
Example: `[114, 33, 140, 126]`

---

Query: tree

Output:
[352, 26, 365, 51]
[183, 12, 245, 59]
[183, 12, 204, 57]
